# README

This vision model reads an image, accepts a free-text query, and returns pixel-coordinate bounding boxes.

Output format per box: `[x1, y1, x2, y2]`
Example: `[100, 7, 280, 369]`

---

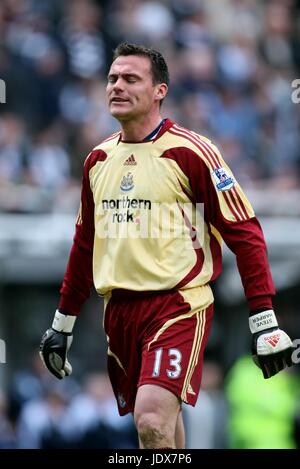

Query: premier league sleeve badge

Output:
[212, 167, 235, 191]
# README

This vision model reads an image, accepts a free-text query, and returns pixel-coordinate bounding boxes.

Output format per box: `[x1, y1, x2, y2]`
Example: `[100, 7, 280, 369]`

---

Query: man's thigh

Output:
[105, 289, 213, 414]
[139, 298, 214, 406]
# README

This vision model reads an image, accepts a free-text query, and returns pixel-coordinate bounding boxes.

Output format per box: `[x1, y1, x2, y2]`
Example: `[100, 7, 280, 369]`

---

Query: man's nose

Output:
[113, 77, 124, 91]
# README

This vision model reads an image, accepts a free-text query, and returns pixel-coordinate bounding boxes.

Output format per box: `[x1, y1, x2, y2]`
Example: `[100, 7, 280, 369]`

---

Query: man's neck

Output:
[120, 115, 163, 142]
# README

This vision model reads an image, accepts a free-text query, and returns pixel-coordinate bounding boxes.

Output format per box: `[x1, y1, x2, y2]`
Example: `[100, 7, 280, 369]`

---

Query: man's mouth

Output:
[110, 97, 129, 103]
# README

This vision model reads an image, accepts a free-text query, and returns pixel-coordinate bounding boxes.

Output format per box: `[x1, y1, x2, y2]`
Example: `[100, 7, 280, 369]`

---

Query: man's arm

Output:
[202, 178, 294, 379]
[178, 141, 293, 378]
[59, 153, 95, 315]
[211, 215, 274, 312]
[40, 152, 96, 379]
[169, 143, 275, 310]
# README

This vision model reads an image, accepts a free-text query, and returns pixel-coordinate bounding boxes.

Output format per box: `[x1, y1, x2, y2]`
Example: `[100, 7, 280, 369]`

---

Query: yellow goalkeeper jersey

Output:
[59, 119, 275, 314]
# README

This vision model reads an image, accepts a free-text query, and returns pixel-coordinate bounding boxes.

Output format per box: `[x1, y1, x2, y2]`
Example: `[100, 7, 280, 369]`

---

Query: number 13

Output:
[152, 347, 182, 378]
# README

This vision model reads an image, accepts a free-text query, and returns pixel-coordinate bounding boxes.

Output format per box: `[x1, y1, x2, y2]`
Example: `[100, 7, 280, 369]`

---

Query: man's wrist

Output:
[249, 309, 278, 334]
[52, 310, 76, 333]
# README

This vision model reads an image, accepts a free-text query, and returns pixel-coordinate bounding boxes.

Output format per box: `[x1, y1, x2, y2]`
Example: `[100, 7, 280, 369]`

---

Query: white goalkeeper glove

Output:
[249, 309, 293, 379]
[39, 310, 76, 380]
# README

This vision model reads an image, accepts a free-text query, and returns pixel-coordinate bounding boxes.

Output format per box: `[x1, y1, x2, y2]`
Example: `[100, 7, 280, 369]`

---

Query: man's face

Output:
[106, 55, 163, 121]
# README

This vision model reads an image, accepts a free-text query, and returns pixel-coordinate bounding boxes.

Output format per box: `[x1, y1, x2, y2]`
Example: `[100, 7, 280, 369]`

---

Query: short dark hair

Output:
[112, 42, 169, 86]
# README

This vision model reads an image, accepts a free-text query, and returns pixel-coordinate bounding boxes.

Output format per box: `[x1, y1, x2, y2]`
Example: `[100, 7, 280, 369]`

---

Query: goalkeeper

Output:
[40, 42, 294, 449]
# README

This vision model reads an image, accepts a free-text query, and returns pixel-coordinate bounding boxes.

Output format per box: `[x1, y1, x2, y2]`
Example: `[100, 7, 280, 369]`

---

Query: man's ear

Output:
[155, 83, 168, 103]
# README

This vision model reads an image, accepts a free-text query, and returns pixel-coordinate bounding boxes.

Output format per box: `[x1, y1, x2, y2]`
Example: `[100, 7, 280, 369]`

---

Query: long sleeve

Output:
[58, 153, 95, 315]
[164, 140, 275, 311]
[192, 148, 275, 311]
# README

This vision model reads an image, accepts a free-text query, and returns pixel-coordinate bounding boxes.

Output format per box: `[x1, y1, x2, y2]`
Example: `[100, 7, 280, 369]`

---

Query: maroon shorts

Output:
[103, 287, 213, 415]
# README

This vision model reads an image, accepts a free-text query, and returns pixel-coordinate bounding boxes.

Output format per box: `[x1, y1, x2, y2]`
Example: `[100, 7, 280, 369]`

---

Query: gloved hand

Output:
[39, 310, 76, 380]
[249, 309, 293, 379]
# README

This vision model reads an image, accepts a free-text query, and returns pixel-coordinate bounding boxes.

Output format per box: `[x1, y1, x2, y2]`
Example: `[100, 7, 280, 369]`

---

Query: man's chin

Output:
[110, 110, 132, 121]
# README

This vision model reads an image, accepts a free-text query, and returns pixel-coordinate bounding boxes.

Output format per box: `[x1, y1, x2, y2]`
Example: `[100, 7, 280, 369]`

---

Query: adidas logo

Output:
[264, 334, 280, 347]
[124, 154, 137, 166]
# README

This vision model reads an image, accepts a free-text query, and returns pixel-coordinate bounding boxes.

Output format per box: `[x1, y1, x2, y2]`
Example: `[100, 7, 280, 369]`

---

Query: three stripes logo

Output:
[124, 154, 137, 166]
[264, 334, 281, 347]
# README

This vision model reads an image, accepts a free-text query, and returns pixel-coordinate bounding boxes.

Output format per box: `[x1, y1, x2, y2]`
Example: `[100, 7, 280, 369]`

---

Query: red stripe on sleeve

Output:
[174, 127, 250, 222]
[232, 186, 249, 220]
[169, 127, 244, 221]
[222, 191, 244, 221]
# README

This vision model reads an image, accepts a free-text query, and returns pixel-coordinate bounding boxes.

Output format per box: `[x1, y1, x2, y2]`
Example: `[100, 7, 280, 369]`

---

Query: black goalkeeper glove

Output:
[249, 309, 293, 379]
[39, 310, 76, 380]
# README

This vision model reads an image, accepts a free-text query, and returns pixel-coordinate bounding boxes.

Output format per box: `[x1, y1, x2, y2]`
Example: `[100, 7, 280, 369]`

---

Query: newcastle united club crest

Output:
[120, 172, 134, 192]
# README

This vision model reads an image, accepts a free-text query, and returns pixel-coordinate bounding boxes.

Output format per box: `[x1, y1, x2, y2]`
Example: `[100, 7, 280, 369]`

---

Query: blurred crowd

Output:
[0, 0, 300, 213]
[0, 354, 138, 448]
[1, 352, 300, 449]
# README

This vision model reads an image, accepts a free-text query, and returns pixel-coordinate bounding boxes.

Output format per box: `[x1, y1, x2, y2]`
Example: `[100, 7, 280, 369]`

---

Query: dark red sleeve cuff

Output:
[248, 295, 273, 312]
[58, 295, 83, 316]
